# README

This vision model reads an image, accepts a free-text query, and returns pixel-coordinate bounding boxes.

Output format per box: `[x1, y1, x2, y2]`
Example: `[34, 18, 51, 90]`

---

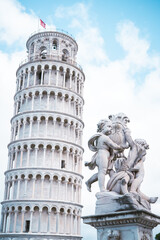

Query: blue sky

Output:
[0, 0, 160, 239]
[2, 0, 160, 59]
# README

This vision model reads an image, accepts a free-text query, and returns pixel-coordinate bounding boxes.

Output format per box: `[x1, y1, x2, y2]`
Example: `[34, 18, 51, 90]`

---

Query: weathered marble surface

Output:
[95, 191, 151, 215]
[85, 113, 158, 213]
[83, 210, 160, 240]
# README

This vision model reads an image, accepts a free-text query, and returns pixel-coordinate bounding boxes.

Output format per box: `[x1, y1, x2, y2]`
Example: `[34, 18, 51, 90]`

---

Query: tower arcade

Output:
[0, 30, 85, 240]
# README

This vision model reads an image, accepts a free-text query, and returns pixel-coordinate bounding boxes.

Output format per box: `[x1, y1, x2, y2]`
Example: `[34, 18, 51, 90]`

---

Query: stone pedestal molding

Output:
[83, 210, 160, 240]
[0, 29, 85, 240]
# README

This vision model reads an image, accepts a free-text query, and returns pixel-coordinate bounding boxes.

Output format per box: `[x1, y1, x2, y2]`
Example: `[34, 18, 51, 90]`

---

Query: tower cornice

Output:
[8, 138, 84, 151]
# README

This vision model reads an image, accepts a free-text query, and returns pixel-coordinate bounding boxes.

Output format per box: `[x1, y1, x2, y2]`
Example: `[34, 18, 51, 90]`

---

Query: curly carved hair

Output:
[134, 139, 147, 146]
[97, 119, 111, 132]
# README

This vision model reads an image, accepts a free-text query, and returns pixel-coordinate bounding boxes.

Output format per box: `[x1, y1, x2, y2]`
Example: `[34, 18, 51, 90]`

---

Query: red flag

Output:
[40, 19, 46, 29]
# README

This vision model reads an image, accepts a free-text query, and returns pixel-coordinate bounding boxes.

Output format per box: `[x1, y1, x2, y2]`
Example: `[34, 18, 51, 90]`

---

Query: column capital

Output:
[23, 119, 27, 124]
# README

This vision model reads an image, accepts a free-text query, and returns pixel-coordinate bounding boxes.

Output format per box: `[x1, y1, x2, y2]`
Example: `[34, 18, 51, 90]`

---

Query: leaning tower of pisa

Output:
[0, 30, 85, 240]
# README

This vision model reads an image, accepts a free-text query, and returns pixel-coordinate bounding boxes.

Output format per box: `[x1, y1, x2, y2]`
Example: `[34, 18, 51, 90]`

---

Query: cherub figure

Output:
[124, 129, 158, 204]
[107, 128, 158, 207]
[85, 120, 123, 192]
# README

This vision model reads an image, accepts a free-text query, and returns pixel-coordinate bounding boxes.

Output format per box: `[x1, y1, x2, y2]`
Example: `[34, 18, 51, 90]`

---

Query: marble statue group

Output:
[85, 113, 158, 212]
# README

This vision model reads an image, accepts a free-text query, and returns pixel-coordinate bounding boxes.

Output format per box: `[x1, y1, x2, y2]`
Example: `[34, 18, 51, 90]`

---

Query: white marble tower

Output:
[0, 30, 85, 240]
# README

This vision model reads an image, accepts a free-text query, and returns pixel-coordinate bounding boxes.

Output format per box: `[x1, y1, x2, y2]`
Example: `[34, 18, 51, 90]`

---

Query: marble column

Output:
[21, 211, 25, 232]
[56, 211, 59, 233]
[63, 71, 66, 88]
[38, 210, 42, 233]
[48, 68, 51, 85]
[27, 70, 30, 87]
[13, 211, 17, 232]
[29, 211, 33, 232]
[16, 178, 20, 199]
[3, 212, 7, 233]
[55, 69, 58, 86]
[33, 70, 36, 85]
[41, 69, 44, 85]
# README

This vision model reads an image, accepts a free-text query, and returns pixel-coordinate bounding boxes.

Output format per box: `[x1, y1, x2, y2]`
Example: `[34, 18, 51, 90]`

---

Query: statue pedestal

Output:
[83, 210, 160, 240]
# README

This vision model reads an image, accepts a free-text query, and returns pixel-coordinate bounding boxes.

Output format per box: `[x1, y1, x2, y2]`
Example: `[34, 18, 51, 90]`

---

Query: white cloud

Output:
[55, 3, 89, 22]
[0, 0, 38, 46]
[0, 0, 56, 46]
[0, 1, 160, 239]
[56, 4, 160, 238]
[55, 3, 108, 66]
[0, 50, 25, 209]
[116, 20, 160, 75]
[0, 0, 56, 212]
[116, 21, 149, 57]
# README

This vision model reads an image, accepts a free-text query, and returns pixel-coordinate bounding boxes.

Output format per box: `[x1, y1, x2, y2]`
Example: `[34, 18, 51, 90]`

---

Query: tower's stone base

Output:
[83, 210, 160, 240]
[0, 233, 82, 240]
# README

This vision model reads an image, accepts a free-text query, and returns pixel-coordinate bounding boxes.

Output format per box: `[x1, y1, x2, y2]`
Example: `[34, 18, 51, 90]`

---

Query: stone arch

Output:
[55, 144, 60, 152]
[30, 42, 34, 54]
[65, 68, 70, 88]
[62, 49, 69, 61]
[52, 38, 58, 50]
[56, 115, 62, 123]
[43, 65, 49, 85]
[7, 206, 15, 232]
[64, 93, 69, 102]
[53, 175, 59, 181]
[43, 174, 50, 199]
[50, 65, 57, 86]
[57, 91, 62, 99]
[36, 65, 42, 85]
[47, 116, 54, 137]
[41, 91, 48, 109]
[66, 207, 72, 234]
[50, 90, 55, 99]
[35, 174, 42, 199]
[51, 65, 57, 71]
[59, 66, 64, 72]
[32, 206, 39, 233]
[44, 64, 49, 70]
[35, 90, 40, 98]
[23, 205, 31, 233]
[50, 206, 57, 233]
[58, 66, 64, 87]
[16, 206, 23, 232]
[41, 206, 49, 232]
[59, 207, 65, 233]
[39, 46, 47, 59]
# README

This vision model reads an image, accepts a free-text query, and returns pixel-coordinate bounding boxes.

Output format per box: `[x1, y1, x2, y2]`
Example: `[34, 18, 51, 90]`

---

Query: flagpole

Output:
[38, 17, 40, 31]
